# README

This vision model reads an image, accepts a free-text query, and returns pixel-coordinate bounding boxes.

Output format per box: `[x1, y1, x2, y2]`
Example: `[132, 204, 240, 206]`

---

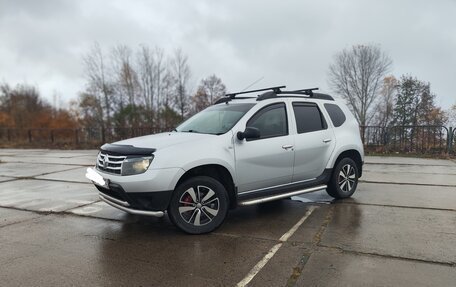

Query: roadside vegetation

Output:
[0, 43, 454, 152]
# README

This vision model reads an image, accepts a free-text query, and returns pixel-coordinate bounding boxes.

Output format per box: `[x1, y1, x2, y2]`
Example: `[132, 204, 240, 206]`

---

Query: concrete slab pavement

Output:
[35, 167, 90, 183]
[0, 149, 455, 286]
[295, 248, 456, 287]
[0, 162, 80, 178]
[320, 204, 456, 264]
[0, 179, 98, 212]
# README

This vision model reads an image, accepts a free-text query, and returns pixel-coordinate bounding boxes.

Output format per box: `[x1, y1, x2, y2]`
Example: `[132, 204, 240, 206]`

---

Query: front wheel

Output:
[326, 158, 359, 199]
[168, 176, 229, 234]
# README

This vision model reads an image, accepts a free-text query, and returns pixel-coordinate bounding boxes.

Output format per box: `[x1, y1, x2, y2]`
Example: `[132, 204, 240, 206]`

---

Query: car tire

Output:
[326, 158, 359, 199]
[168, 176, 229, 234]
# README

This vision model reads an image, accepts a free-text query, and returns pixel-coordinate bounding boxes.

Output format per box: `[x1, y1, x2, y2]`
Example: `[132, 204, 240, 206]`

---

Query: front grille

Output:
[96, 152, 126, 174]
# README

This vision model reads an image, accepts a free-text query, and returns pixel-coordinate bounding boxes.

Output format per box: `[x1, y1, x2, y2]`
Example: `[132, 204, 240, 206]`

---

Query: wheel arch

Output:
[175, 164, 237, 209]
[332, 149, 363, 177]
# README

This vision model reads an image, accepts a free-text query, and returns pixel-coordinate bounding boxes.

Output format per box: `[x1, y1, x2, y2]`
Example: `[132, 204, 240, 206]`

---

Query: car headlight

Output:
[121, 156, 153, 176]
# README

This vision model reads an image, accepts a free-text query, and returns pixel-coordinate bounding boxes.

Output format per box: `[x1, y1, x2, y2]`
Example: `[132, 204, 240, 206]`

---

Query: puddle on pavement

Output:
[291, 189, 333, 204]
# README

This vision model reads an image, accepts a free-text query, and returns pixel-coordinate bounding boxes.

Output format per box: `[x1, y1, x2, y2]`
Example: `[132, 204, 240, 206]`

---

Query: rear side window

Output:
[292, 103, 327, 134]
[324, 103, 346, 127]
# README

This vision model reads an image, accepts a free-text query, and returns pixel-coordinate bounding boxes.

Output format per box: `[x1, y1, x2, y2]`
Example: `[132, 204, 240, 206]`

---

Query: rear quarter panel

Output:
[324, 101, 364, 169]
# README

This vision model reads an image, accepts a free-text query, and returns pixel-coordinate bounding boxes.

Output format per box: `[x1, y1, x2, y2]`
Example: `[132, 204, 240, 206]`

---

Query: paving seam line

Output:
[236, 207, 316, 287]
[0, 216, 43, 229]
[360, 180, 456, 188]
[0, 203, 131, 224]
[339, 201, 456, 212]
[29, 177, 92, 185]
[284, 205, 335, 286]
[64, 200, 103, 213]
[0, 160, 91, 167]
[1, 161, 95, 167]
[365, 162, 455, 167]
[317, 245, 456, 267]
[0, 178, 20, 184]
[2, 165, 85, 181]
[363, 170, 456, 176]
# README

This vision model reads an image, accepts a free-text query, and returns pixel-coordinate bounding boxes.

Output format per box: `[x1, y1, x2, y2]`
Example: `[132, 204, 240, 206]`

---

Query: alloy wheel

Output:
[338, 164, 356, 193]
[178, 185, 220, 226]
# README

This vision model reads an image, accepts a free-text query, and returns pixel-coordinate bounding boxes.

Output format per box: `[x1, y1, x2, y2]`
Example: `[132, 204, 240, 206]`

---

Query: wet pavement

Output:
[0, 150, 455, 286]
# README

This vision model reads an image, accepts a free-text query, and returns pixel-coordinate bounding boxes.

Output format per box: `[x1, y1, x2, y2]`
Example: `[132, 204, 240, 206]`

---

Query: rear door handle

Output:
[282, 144, 294, 150]
[323, 139, 332, 143]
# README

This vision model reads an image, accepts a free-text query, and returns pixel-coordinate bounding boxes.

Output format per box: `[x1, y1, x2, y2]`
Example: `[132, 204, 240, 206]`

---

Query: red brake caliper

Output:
[182, 194, 193, 206]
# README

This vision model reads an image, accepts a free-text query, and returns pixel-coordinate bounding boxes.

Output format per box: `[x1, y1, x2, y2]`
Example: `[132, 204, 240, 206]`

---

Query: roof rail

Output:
[257, 87, 334, 101]
[213, 85, 334, 104]
[214, 85, 286, 104]
[225, 85, 286, 98]
[291, 87, 319, 96]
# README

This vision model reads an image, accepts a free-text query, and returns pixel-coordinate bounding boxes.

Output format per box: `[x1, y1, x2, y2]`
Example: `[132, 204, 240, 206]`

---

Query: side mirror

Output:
[237, 127, 260, 140]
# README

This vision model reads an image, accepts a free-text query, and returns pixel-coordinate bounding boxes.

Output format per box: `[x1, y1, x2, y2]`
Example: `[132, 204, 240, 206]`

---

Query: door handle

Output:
[323, 139, 332, 143]
[282, 144, 294, 150]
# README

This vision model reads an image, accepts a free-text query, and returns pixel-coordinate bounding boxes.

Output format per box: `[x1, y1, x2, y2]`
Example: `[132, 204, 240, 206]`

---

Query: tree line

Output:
[0, 43, 226, 134]
[0, 43, 455, 136]
[74, 43, 226, 133]
[328, 44, 453, 128]
[0, 84, 76, 129]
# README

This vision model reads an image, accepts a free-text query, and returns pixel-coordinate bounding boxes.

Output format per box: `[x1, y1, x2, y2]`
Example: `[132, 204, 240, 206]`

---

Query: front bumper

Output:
[99, 193, 164, 217]
[87, 166, 185, 193]
[86, 167, 183, 216]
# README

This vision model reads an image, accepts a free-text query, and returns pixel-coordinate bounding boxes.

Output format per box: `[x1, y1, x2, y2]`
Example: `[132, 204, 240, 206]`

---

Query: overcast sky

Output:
[1, 0, 455, 109]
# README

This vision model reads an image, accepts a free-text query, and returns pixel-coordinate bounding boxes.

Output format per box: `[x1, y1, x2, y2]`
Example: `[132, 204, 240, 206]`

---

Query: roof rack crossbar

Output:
[288, 87, 319, 95]
[226, 85, 286, 98]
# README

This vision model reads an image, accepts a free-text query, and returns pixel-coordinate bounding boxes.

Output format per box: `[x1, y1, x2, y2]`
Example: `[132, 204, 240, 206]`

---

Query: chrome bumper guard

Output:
[99, 193, 165, 217]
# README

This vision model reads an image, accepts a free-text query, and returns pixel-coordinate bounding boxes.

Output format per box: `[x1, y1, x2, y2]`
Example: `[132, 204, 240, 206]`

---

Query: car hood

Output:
[113, 132, 216, 150]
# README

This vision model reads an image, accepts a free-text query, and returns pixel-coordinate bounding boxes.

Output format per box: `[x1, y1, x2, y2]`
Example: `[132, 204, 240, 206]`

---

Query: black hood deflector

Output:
[100, 143, 156, 156]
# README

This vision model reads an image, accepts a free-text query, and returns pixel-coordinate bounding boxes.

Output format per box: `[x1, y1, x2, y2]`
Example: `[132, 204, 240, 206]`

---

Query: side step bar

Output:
[238, 185, 327, 206]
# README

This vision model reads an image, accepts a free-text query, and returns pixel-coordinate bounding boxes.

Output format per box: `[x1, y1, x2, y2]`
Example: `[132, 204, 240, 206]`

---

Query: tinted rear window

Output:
[292, 103, 327, 134]
[324, 103, 346, 127]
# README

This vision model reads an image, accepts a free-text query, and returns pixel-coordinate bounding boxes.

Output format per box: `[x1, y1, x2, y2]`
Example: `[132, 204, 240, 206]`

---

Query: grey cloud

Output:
[0, 0, 455, 108]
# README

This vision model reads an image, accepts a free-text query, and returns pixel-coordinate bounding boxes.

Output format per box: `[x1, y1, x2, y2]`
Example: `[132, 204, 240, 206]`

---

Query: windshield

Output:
[175, 103, 255, 135]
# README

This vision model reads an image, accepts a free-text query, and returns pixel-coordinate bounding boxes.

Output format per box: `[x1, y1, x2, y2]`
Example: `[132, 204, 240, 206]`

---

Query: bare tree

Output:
[373, 76, 397, 127]
[83, 42, 114, 129]
[328, 44, 392, 126]
[153, 47, 166, 116]
[191, 88, 210, 114]
[111, 45, 141, 127]
[111, 45, 139, 109]
[171, 48, 191, 120]
[200, 74, 226, 104]
[191, 74, 226, 114]
[136, 45, 168, 126]
[137, 45, 155, 115]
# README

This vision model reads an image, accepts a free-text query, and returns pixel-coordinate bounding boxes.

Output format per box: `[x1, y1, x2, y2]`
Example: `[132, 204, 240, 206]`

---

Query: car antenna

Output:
[221, 76, 264, 105]
[240, 76, 264, 92]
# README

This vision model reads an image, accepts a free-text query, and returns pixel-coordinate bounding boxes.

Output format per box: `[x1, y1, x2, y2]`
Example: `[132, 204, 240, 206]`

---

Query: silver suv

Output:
[86, 86, 364, 234]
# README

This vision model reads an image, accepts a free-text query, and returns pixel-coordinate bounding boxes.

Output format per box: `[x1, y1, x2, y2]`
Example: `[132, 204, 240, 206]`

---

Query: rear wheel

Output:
[168, 176, 229, 234]
[327, 158, 358, 199]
